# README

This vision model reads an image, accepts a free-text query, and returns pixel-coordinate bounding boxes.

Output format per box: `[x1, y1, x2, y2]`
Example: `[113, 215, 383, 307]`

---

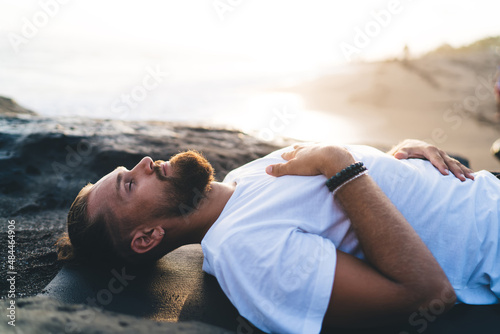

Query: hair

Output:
[56, 183, 168, 266]
[56, 183, 118, 265]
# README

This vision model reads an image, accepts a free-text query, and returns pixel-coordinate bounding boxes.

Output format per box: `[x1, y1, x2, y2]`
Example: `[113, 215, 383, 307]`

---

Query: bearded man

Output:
[57, 139, 499, 333]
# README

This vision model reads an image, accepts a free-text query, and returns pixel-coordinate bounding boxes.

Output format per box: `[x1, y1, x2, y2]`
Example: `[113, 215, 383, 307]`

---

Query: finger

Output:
[460, 163, 475, 180]
[445, 158, 468, 181]
[393, 147, 425, 160]
[281, 150, 296, 161]
[265, 164, 276, 175]
[282, 144, 305, 160]
[393, 150, 409, 160]
[426, 151, 450, 176]
[444, 157, 474, 181]
[446, 157, 476, 181]
[465, 170, 475, 180]
[266, 161, 292, 177]
[456, 163, 474, 180]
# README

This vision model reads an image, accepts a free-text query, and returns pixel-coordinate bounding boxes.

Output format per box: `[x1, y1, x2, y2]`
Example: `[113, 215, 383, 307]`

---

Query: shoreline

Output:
[280, 51, 500, 171]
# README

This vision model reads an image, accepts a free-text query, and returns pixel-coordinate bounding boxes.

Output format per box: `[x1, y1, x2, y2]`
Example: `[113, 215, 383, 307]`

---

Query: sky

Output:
[1, 0, 499, 70]
[0, 0, 499, 143]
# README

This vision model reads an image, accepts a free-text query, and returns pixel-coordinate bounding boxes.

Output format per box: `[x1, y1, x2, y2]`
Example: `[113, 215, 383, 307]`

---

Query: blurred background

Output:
[1, 0, 500, 168]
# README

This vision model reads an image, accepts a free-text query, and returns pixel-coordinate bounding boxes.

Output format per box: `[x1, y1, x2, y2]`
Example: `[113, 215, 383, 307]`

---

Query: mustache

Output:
[153, 160, 170, 182]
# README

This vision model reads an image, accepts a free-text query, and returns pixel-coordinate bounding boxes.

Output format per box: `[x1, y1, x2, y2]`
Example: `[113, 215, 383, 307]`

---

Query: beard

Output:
[152, 150, 215, 219]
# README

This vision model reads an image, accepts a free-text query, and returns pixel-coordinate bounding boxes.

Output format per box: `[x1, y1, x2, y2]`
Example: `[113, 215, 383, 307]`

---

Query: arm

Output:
[388, 139, 474, 181]
[266, 144, 456, 328]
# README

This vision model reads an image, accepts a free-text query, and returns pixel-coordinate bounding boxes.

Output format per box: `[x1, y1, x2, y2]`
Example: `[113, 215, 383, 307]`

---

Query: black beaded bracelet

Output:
[326, 162, 367, 193]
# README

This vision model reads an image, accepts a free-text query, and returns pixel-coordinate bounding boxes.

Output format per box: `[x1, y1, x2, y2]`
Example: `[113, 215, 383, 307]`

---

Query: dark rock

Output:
[0, 95, 36, 117]
[25, 164, 41, 175]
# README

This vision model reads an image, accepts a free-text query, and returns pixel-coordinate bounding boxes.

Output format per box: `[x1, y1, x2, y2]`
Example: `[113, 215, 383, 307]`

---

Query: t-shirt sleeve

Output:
[211, 228, 337, 334]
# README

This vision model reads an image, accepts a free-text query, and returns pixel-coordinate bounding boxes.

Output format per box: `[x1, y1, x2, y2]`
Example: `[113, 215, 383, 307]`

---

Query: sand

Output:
[283, 45, 500, 171]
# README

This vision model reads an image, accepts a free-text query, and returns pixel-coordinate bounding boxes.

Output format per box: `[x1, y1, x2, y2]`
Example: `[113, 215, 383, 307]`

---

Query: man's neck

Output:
[171, 181, 236, 245]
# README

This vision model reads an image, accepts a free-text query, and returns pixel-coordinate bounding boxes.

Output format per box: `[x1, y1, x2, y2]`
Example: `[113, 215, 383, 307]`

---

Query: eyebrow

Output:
[116, 171, 124, 200]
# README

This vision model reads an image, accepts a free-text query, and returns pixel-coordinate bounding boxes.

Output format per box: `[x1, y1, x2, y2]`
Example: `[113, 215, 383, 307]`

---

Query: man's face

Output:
[87, 151, 215, 237]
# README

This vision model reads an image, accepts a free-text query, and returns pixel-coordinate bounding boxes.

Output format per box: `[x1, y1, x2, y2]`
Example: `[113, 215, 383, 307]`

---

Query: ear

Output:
[130, 226, 165, 254]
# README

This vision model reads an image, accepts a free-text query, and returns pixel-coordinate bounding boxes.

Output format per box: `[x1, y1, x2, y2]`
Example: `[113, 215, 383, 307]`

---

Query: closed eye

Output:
[128, 180, 134, 191]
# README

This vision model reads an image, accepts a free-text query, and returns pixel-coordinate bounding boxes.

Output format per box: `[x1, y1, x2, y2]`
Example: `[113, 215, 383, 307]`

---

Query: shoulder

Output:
[204, 228, 337, 333]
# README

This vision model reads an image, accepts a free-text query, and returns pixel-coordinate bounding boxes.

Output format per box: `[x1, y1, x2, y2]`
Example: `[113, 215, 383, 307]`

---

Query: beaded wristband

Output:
[331, 170, 368, 196]
[325, 162, 368, 194]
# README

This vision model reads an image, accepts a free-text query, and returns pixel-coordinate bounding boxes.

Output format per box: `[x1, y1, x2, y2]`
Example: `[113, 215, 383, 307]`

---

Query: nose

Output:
[133, 156, 154, 175]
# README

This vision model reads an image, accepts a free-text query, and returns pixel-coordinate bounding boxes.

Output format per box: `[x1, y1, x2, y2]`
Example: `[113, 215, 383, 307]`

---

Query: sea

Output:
[0, 38, 360, 144]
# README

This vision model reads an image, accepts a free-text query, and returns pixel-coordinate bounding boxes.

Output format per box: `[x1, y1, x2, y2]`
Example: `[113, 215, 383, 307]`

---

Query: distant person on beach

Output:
[495, 66, 500, 114]
[58, 139, 500, 333]
[402, 44, 410, 62]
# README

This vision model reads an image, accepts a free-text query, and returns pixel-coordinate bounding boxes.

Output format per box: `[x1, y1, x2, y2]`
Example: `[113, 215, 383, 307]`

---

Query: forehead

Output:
[87, 167, 126, 217]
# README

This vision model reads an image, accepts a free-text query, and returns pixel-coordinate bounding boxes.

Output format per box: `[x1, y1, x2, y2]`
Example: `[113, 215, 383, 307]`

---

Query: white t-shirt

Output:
[201, 145, 500, 333]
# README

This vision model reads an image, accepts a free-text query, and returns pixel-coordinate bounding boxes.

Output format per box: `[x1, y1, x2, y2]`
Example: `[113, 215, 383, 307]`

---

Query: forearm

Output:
[266, 143, 456, 325]
[332, 170, 454, 304]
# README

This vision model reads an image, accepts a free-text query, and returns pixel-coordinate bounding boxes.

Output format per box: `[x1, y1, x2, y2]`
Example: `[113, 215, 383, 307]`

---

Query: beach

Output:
[282, 40, 500, 171]
[1, 38, 500, 333]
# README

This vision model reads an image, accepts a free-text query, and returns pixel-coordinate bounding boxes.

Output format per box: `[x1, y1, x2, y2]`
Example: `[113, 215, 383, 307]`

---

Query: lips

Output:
[161, 162, 170, 177]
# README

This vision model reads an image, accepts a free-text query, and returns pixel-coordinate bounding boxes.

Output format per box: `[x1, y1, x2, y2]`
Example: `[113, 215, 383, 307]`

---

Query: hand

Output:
[265, 143, 355, 177]
[388, 139, 474, 181]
